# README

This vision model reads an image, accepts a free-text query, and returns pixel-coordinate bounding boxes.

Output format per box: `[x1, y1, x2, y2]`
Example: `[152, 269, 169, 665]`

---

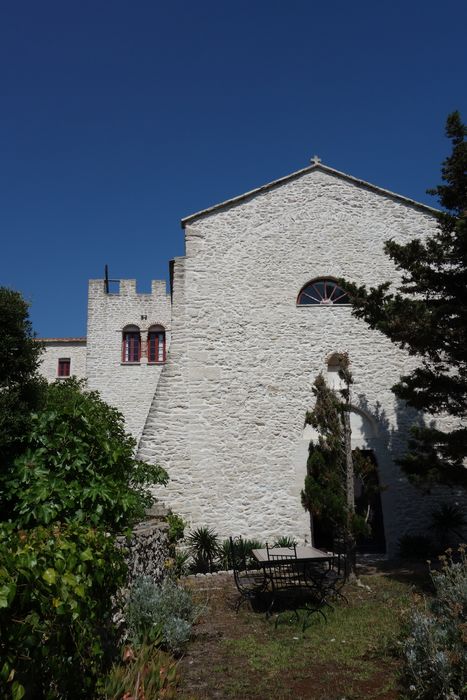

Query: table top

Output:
[251, 545, 332, 563]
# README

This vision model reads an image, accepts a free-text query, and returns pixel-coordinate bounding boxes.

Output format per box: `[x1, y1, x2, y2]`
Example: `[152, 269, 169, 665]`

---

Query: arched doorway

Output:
[301, 406, 386, 554]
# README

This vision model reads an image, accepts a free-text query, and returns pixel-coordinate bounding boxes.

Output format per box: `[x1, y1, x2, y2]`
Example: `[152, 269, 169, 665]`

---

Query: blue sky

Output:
[1, 0, 466, 337]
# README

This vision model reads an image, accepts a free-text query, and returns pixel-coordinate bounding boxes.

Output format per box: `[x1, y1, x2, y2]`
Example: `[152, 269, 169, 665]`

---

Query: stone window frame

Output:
[296, 277, 351, 306]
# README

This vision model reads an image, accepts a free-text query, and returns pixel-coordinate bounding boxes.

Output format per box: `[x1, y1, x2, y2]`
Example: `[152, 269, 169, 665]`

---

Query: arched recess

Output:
[299, 405, 386, 553]
[122, 324, 141, 363]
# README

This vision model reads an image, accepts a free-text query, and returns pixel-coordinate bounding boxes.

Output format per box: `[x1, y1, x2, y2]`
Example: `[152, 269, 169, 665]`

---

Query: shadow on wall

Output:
[352, 394, 466, 553]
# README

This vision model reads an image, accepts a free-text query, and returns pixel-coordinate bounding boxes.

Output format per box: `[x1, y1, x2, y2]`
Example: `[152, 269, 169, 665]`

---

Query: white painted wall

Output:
[38, 340, 87, 381]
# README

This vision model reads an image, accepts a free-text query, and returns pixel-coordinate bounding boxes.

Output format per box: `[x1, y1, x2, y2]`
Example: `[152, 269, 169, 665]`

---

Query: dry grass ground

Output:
[177, 561, 429, 700]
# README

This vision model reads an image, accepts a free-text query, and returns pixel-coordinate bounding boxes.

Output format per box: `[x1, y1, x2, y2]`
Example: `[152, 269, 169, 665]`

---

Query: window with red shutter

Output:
[148, 326, 166, 363]
[122, 326, 141, 363]
[58, 358, 71, 377]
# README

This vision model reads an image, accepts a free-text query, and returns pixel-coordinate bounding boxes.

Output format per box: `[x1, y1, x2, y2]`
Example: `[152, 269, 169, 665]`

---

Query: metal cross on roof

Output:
[311, 155, 322, 165]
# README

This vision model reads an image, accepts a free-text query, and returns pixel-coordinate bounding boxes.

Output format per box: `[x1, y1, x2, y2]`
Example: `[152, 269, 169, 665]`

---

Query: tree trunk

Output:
[343, 406, 357, 577]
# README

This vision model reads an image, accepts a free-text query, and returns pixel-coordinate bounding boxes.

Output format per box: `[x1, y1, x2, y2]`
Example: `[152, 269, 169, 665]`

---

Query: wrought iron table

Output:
[251, 545, 335, 627]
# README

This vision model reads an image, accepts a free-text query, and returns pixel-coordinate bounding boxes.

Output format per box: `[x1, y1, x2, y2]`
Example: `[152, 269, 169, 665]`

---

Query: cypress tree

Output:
[301, 356, 376, 572]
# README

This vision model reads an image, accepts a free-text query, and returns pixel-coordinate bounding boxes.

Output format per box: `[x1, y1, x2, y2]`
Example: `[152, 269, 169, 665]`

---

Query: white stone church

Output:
[39, 159, 456, 556]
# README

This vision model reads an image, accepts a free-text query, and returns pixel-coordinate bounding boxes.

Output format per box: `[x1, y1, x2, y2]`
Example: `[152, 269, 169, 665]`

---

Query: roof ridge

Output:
[181, 162, 439, 227]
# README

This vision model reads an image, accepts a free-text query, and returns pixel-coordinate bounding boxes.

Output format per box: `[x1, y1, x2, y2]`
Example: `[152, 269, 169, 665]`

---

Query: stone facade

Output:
[38, 339, 87, 382]
[37, 161, 463, 556]
[137, 164, 460, 557]
[86, 279, 171, 441]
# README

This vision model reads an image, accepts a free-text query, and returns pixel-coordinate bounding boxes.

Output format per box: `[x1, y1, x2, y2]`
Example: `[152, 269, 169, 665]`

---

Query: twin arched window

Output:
[122, 325, 166, 363]
[297, 278, 350, 306]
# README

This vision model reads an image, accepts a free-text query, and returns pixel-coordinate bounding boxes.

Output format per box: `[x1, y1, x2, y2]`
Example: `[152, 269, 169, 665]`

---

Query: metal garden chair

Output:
[263, 543, 328, 628]
[229, 536, 268, 612]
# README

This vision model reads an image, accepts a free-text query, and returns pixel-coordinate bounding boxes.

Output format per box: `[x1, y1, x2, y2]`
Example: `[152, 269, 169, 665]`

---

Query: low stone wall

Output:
[117, 517, 170, 586]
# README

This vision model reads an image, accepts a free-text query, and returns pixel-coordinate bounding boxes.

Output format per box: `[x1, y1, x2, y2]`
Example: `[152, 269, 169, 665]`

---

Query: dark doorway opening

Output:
[312, 449, 386, 554]
[355, 450, 386, 554]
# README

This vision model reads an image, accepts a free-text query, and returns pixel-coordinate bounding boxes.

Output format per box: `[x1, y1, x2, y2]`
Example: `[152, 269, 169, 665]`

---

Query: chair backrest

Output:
[265, 543, 297, 560]
[264, 556, 310, 593]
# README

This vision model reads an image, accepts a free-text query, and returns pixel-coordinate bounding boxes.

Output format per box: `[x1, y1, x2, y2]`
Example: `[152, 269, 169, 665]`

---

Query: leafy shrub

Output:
[401, 546, 467, 699]
[126, 577, 198, 655]
[187, 526, 220, 573]
[398, 534, 434, 559]
[102, 643, 178, 699]
[166, 511, 186, 545]
[0, 522, 126, 699]
[5, 379, 168, 532]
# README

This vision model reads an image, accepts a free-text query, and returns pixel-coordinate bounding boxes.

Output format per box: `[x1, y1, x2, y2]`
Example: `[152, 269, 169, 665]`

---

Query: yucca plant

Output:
[273, 536, 298, 548]
[220, 537, 265, 571]
[187, 526, 220, 573]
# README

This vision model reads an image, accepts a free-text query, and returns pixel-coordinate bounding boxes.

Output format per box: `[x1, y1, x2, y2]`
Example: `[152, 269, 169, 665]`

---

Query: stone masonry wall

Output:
[138, 167, 463, 556]
[38, 340, 87, 382]
[86, 279, 171, 442]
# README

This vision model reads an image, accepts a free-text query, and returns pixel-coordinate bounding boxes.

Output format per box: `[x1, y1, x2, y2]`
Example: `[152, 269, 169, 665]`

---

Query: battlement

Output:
[88, 279, 168, 299]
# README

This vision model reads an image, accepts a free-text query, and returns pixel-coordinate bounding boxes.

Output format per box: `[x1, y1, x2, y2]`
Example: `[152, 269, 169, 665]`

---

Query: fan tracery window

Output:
[297, 279, 350, 306]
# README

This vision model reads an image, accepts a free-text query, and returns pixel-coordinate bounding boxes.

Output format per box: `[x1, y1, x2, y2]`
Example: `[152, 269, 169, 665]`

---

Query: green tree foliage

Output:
[4, 378, 168, 532]
[0, 522, 127, 699]
[341, 112, 467, 487]
[301, 369, 376, 551]
[0, 288, 45, 482]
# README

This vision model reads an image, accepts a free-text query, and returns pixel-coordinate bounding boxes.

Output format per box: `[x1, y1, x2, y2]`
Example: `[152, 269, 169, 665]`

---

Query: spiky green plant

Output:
[187, 526, 220, 573]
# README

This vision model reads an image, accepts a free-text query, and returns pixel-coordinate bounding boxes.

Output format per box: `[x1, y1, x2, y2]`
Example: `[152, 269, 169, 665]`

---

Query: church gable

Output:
[182, 165, 438, 295]
[182, 161, 437, 229]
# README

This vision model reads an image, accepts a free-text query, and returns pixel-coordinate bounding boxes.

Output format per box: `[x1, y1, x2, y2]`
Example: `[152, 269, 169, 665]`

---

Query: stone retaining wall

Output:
[117, 517, 170, 586]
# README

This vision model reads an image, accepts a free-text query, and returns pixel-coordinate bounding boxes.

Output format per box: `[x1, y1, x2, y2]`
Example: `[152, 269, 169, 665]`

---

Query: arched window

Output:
[297, 278, 350, 305]
[326, 352, 346, 389]
[148, 325, 166, 363]
[122, 325, 141, 363]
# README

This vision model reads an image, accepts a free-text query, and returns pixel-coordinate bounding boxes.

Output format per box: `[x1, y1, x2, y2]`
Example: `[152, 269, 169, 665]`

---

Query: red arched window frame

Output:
[122, 327, 141, 363]
[148, 326, 166, 363]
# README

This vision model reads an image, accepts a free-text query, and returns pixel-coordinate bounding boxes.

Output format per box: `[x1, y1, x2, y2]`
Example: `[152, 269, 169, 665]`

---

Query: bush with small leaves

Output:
[401, 546, 467, 699]
[166, 511, 186, 545]
[126, 577, 198, 655]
